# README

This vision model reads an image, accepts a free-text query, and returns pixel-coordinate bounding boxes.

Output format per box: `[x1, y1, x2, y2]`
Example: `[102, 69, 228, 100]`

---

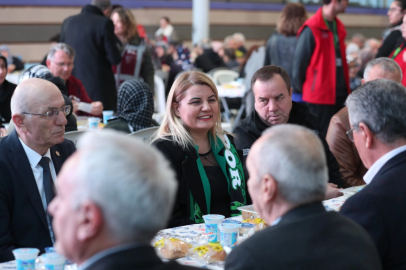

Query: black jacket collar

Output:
[81, 5, 105, 17]
[278, 202, 326, 226]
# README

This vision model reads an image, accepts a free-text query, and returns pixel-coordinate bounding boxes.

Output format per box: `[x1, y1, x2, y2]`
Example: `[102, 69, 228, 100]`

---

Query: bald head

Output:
[363, 57, 402, 83]
[11, 78, 63, 115]
[248, 124, 327, 205]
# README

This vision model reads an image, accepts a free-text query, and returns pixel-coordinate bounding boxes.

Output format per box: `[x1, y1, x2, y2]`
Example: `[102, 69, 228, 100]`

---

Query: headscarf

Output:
[117, 80, 154, 132]
[0, 45, 13, 65]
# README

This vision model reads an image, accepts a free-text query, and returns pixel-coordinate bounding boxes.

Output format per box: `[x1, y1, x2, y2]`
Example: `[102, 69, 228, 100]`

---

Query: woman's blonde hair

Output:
[111, 8, 138, 41]
[151, 71, 226, 149]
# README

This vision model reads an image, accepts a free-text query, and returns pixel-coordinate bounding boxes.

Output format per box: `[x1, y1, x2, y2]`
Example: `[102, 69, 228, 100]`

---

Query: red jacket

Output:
[390, 44, 406, 87]
[66, 75, 93, 116]
[297, 8, 350, 105]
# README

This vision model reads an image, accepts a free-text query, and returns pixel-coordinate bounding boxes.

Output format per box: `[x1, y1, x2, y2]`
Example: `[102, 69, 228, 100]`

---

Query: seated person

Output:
[152, 71, 247, 227]
[46, 43, 103, 116]
[0, 55, 17, 126]
[0, 45, 24, 73]
[194, 39, 226, 73]
[225, 124, 382, 270]
[327, 57, 402, 187]
[223, 48, 239, 69]
[48, 130, 194, 270]
[0, 78, 75, 262]
[104, 80, 154, 133]
[341, 80, 406, 269]
[234, 65, 344, 199]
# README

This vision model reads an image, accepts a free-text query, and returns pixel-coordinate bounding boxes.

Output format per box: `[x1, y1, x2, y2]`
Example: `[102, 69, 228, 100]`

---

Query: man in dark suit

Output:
[225, 124, 382, 270]
[0, 78, 76, 262]
[60, 0, 121, 111]
[48, 130, 195, 270]
[340, 79, 406, 270]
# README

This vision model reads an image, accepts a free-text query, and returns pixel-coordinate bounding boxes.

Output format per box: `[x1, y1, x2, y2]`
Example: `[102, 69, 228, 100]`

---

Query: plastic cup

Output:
[88, 117, 99, 130]
[43, 253, 65, 270]
[219, 223, 241, 248]
[102, 110, 114, 124]
[203, 214, 225, 243]
[45, 247, 56, 253]
[12, 248, 40, 270]
[238, 223, 256, 243]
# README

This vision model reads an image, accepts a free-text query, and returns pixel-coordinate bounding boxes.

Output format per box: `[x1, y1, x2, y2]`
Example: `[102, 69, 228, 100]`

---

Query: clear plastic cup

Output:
[102, 110, 114, 124]
[219, 223, 241, 248]
[203, 214, 225, 243]
[43, 253, 65, 270]
[12, 248, 40, 270]
[88, 117, 99, 130]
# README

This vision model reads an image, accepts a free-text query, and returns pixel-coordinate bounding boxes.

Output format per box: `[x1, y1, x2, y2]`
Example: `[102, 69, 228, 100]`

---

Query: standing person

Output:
[110, 8, 154, 92]
[152, 71, 247, 227]
[340, 80, 406, 269]
[155, 16, 178, 43]
[292, 0, 350, 136]
[0, 78, 76, 262]
[389, 14, 406, 86]
[376, 0, 406, 58]
[264, 3, 308, 79]
[60, 0, 122, 111]
[0, 56, 16, 126]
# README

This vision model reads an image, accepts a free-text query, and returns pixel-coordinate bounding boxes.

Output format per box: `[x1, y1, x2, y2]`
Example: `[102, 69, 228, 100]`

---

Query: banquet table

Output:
[0, 186, 362, 270]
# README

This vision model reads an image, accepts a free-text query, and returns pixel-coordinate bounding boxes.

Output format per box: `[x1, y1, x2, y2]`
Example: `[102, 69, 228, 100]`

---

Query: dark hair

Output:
[49, 33, 60, 43]
[224, 48, 236, 61]
[394, 0, 406, 10]
[0, 55, 8, 70]
[251, 65, 291, 93]
[161, 16, 170, 23]
[277, 3, 308, 36]
[111, 8, 138, 41]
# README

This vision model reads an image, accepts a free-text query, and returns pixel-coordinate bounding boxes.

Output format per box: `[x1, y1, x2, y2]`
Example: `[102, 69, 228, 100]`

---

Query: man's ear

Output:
[358, 122, 374, 149]
[77, 201, 103, 242]
[45, 59, 51, 69]
[361, 78, 365, 85]
[261, 174, 277, 205]
[12, 114, 28, 133]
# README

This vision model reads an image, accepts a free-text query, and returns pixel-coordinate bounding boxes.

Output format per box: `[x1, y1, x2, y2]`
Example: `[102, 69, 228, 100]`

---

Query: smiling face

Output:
[111, 12, 127, 37]
[173, 84, 219, 136]
[253, 75, 292, 127]
[388, 1, 405, 25]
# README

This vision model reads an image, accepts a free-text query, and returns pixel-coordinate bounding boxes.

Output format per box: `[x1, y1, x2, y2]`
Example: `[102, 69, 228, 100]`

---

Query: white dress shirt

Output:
[363, 145, 406, 184]
[19, 138, 57, 242]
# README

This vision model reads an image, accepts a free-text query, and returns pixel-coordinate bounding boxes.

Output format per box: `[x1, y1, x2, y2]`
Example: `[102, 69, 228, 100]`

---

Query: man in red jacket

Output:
[46, 43, 103, 116]
[292, 0, 349, 136]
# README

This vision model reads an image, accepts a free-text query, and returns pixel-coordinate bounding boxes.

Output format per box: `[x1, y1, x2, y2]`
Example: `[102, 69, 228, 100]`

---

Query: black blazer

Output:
[225, 202, 382, 270]
[153, 136, 248, 228]
[341, 150, 406, 270]
[84, 245, 197, 270]
[0, 79, 16, 125]
[0, 130, 76, 262]
[61, 5, 121, 111]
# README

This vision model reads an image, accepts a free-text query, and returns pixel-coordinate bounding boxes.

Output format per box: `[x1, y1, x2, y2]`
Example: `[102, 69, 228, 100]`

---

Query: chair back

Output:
[127, 126, 159, 143]
[212, 70, 239, 85]
[64, 131, 86, 145]
[154, 75, 166, 114]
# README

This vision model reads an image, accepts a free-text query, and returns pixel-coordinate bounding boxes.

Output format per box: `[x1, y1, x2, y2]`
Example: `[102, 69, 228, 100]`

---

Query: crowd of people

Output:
[0, 0, 406, 269]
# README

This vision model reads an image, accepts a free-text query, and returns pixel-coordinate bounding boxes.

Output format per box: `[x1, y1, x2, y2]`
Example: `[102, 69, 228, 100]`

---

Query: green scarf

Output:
[189, 134, 247, 223]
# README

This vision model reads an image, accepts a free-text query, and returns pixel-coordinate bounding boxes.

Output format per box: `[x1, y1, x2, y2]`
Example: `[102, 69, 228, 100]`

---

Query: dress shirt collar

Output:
[78, 242, 145, 270]
[363, 145, 406, 184]
[19, 138, 52, 166]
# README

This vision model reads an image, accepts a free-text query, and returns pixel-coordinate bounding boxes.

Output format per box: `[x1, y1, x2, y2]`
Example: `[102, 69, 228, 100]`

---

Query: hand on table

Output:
[90, 101, 104, 116]
[325, 183, 343, 200]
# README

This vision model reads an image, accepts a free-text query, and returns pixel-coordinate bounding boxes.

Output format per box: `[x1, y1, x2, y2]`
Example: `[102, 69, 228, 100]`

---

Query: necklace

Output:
[199, 148, 213, 160]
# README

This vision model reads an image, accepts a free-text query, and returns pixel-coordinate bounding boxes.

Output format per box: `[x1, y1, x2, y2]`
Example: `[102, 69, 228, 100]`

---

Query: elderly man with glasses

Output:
[0, 78, 76, 262]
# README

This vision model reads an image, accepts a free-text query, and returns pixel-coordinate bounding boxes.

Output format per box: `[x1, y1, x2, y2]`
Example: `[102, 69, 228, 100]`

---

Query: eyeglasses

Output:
[53, 61, 74, 68]
[22, 105, 71, 119]
[346, 126, 358, 142]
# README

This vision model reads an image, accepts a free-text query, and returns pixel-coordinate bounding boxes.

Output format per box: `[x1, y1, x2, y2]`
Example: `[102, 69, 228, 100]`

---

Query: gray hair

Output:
[47, 43, 75, 62]
[346, 79, 406, 144]
[233, 33, 246, 43]
[91, 0, 111, 11]
[364, 57, 402, 82]
[250, 124, 327, 205]
[74, 130, 178, 243]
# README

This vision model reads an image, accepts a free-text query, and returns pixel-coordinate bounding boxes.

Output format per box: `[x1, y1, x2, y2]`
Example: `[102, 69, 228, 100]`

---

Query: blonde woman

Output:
[152, 71, 247, 228]
[111, 8, 154, 91]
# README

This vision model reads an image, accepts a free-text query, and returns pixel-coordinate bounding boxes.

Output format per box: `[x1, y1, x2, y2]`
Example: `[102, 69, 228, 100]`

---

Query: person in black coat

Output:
[60, 0, 122, 111]
[152, 71, 248, 228]
[0, 56, 16, 127]
[225, 124, 382, 270]
[0, 78, 76, 262]
[340, 80, 406, 270]
[234, 66, 344, 199]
